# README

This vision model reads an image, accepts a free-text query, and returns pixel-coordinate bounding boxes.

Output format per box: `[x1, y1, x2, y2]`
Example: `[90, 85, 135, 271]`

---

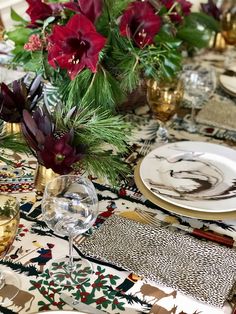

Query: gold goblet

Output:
[221, 12, 236, 45]
[0, 194, 20, 305]
[146, 79, 183, 143]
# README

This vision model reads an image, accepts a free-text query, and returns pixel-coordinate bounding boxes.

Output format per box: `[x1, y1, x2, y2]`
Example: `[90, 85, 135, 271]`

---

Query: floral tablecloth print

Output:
[1, 48, 236, 314]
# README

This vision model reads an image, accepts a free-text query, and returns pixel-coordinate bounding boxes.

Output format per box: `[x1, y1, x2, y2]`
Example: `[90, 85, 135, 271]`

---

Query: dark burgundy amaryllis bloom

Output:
[48, 14, 106, 80]
[38, 132, 84, 174]
[26, 0, 52, 26]
[0, 75, 42, 123]
[119, 1, 162, 48]
[22, 108, 84, 175]
[64, 0, 103, 23]
[161, 0, 192, 23]
[26, 0, 63, 27]
[201, 0, 221, 21]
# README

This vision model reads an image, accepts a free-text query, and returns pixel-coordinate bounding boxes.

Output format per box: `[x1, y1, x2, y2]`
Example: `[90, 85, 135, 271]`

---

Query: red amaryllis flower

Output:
[0, 75, 43, 123]
[48, 14, 106, 80]
[26, 0, 52, 26]
[22, 108, 85, 175]
[119, 1, 162, 48]
[161, 0, 192, 23]
[64, 0, 103, 23]
[26, 0, 64, 27]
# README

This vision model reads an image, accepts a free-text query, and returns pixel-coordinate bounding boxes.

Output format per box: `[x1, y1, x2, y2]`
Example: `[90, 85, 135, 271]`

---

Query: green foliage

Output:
[7, 0, 219, 113]
[11, 8, 28, 24]
[7, 27, 31, 47]
[96, 0, 132, 35]
[177, 27, 211, 49]
[0, 134, 28, 153]
[0, 133, 29, 165]
[53, 104, 131, 184]
[186, 12, 220, 32]
[60, 68, 125, 111]
[177, 12, 220, 49]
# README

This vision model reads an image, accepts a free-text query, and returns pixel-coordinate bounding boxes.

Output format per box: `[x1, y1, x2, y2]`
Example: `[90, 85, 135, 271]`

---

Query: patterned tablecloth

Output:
[1, 47, 236, 314]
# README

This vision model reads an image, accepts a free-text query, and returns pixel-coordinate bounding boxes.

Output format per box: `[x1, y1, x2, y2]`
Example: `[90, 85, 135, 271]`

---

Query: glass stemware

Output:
[147, 79, 184, 144]
[41, 175, 99, 286]
[221, 11, 236, 46]
[0, 194, 20, 305]
[181, 68, 215, 133]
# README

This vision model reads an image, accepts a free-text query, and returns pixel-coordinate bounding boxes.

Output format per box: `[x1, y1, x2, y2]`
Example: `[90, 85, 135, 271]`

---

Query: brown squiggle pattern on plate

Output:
[146, 152, 236, 201]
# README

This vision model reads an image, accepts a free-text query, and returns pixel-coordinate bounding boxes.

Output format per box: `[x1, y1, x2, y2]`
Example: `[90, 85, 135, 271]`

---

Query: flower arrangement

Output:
[0, 75, 130, 183]
[20, 102, 130, 182]
[0, 75, 42, 123]
[7, 0, 219, 112]
[0, 75, 42, 164]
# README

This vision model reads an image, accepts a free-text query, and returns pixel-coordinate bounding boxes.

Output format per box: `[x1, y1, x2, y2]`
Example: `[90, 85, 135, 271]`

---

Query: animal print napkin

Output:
[79, 215, 236, 308]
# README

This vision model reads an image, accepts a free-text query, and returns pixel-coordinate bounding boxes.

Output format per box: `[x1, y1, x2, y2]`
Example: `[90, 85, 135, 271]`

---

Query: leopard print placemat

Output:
[79, 215, 236, 308]
[196, 95, 236, 131]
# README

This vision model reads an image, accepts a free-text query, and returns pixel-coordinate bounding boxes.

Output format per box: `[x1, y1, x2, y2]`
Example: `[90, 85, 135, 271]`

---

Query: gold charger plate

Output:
[134, 160, 236, 220]
[219, 76, 236, 97]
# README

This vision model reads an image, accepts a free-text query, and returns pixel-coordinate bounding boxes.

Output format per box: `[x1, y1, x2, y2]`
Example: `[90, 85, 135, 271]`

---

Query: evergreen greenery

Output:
[53, 103, 131, 183]
[0, 134, 29, 165]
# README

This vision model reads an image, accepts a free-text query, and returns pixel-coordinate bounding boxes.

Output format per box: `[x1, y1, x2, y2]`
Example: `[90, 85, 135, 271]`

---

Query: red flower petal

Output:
[79, 0, 103, 23]
[47, 14, 106, 80]
[26, 0, 52, 26]
[67, 14, 96, 34]
[119, 1, 162, 48]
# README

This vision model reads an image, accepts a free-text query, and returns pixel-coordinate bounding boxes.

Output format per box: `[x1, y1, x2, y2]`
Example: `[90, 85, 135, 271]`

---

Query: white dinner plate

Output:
[219, 75, 236, 96]
[140, 141, 236, 213]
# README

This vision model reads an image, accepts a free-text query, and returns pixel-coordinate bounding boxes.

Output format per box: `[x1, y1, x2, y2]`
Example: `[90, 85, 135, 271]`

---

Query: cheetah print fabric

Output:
[79, 215, 236, 308]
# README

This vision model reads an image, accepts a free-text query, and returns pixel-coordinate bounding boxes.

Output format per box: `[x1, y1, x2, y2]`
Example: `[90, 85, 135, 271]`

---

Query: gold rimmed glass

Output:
[146, 79, 184, 143]
[221, 11, 236, 45]
[0, 194, 21, 304]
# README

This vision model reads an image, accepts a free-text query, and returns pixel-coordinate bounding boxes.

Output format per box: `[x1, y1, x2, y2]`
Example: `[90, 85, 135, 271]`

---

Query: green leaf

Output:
[43, 16, 55, 31]
[110, 279, 117, 285]
[10, 8, 28, 23]
[155, 29, 182, 49]
[22, 51, 43, 72]
[186, 12, 220, 32]
[177, 27, 211, 48]
[7, 27, 31, 46]
[97, 266, 104, 273]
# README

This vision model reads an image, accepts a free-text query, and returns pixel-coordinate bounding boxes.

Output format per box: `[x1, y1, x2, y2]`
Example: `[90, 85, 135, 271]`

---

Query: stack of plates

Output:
[219, 74, 236, 97]
[135, 141, 236, 220]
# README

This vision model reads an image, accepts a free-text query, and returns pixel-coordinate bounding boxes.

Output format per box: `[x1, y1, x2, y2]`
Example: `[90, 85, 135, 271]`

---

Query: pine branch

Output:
[78, 152, 130, 185]
[59, 67, 124, 111]
[60, 69, 93, 107]
[96, 0, 133, 35]
[56, 105, 131, 151]
[0, 134, 29, 153]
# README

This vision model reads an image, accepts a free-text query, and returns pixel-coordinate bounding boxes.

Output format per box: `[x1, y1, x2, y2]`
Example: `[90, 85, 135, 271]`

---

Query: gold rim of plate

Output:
[219, 78, 236, 97]
[33, 311, 84, 313]
[134, 160, 236, 220]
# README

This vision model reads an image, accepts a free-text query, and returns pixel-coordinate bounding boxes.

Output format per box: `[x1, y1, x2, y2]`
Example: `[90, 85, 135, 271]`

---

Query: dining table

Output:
[1, 42, 236, 314]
